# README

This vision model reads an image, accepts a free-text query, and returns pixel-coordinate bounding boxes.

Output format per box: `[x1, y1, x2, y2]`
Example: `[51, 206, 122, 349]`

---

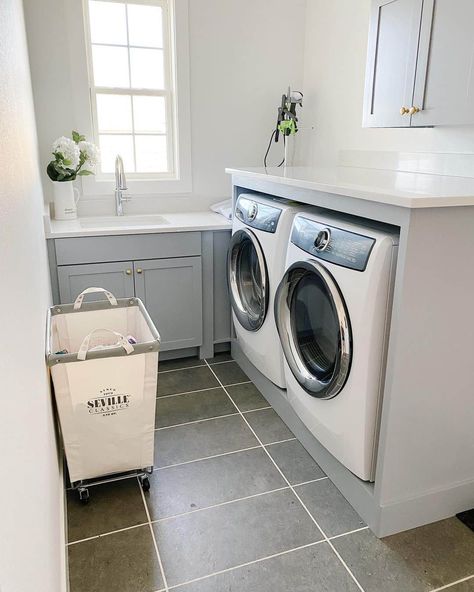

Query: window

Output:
[84, 0, 178, 178]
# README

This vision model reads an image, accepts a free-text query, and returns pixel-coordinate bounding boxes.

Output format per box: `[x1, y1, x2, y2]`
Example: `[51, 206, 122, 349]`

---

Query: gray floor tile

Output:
[244, 408, 294, 444]
[205, 351, 232, 364]
[174, 542, 360, 592]
[211, 361, 249, 385]
[332, 519, 474, 592]
[155, 387, 235, 428]
[66, 479, 147, 542]
[159, 356, 204, 372]
[227, 382, 268, 411]
[295, 479, 365, 537]
[146, 448, 286, 520]
[266, 439, 326, 485]
[154, 414, 258, 468]
[157, 365, 219, 396]
[68, 525, 164, 592]
[445, 578, 474, 591]
[153, 488, 323, 587]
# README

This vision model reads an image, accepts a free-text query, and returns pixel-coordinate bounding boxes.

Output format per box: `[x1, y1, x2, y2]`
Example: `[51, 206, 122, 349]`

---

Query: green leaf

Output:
[78, 169, 94, 176]
[72, 130, 86, 143]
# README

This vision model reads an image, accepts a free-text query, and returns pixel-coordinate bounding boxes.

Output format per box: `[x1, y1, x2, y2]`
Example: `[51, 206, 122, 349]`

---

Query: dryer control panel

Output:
[291, 216, 376, 271]
[235, 196, 282, 233]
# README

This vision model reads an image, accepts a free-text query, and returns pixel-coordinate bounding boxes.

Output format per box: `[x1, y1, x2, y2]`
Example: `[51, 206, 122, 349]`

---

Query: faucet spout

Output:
[114, 155, 130, 216]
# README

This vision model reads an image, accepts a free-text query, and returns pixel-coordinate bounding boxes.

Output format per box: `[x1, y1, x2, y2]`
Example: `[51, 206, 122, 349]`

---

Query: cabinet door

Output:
[57, 261, 135, 303]
[134, 257, 202, 352]
[412, 0, 474, 126]
[363, 0, 423, 127]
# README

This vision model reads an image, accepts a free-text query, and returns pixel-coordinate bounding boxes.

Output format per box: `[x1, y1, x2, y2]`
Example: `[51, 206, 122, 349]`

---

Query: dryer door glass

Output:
[275, 260, 352, 398]
[228, 229, 268, 331]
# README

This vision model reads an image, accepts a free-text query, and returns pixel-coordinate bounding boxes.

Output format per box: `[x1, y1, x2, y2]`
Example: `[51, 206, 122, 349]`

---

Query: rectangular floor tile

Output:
[266, 439, 326, 485]
[295, 479, 365, 537]
[155, 387, 235, 428]
[243, 408, 294, 444]
[146, 448, 286, 520]
[332, 519, 474, 592]
[174, 542, 360, 592]
[227, 382, 268, 412]
[67, 479, 148, 542]
[154, 414, 258, 468]
[159, 356, 204, 372]
[153, 488, 323, 587]
[157, 366, 219, 397]
[211, 361, 249, 385]
[68, 525, 164, 592]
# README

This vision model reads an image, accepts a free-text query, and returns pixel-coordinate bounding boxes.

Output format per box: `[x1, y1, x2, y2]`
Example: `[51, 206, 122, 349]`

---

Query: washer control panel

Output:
[235, 195, 282, 233]
[291, 216, 376, 271]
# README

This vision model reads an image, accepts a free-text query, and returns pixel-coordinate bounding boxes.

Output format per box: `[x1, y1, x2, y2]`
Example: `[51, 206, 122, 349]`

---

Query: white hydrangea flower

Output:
[52, 136, 80, 169]
[78, 140, 100, 172]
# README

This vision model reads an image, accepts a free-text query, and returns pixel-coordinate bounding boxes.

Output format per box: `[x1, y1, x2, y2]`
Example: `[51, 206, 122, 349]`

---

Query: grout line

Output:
[155, 412, 240, 431]
[328, 526, 369, 540]
[154, 445, 262, 471]
[152, 486, 291, 523]
[265, 436, 297, 446]
[167, 540, 326, 590]
[156, 381, 252, 400]
[206, 359, 234, 366]
[241, 405, 272, 413]
[292, 476, 329, 487]
[158, 358, 234, 375]
[67, 521, 149, 546]
[138, 477, 169, 592]
[204, 360, 366, 592]
[430, 575, 474, 592]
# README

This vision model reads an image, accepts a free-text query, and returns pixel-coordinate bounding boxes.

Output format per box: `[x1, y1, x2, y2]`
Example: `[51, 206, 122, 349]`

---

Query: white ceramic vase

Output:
[52, 181, 80, 220]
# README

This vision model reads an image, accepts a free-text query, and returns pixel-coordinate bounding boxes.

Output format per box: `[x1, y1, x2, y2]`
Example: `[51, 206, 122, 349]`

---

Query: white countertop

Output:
[45, 211, 231, 239]
[226, 166, 474, 208]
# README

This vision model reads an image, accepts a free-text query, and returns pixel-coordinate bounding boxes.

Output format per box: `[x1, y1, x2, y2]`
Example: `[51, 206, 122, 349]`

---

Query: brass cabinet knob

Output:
[125, 269, 132, 275]
[136, 268, 143, 274]
[408, 106, 420, 115]
[400, 106, 409, 115]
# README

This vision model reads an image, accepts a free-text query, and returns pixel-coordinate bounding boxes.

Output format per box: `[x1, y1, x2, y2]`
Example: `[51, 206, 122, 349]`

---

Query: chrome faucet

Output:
[114, 155, 131, 216]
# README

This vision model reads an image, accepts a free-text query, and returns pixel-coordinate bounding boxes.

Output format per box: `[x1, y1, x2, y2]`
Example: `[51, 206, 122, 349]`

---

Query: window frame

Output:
[68, 0, 192, 196]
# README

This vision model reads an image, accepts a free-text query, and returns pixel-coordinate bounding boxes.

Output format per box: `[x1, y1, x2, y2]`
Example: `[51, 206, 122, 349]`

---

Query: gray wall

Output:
[0, 1, 64, 589]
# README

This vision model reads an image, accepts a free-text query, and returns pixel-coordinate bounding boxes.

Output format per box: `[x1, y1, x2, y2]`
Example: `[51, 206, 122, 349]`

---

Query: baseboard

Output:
[59, 450, 68, 592]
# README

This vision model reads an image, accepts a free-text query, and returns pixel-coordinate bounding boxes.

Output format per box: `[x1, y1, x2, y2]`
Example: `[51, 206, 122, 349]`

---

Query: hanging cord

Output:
[263, 130, 286, 168]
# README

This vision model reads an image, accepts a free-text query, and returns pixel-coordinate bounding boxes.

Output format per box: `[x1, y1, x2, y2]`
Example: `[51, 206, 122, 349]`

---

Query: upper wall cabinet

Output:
[363, 0, 474, 127]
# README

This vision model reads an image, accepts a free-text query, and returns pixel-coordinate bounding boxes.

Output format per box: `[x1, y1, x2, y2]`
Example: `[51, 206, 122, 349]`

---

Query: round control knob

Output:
[314, 228, 331, 252]
[247, 202, 258, 221]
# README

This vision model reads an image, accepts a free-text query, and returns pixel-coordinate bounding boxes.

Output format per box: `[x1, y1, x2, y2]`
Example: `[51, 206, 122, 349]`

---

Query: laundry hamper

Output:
[46, 287, 160, 503]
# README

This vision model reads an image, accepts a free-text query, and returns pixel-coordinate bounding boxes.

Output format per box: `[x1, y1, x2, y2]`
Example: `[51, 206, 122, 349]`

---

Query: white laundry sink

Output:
[79, 214, 170, 229]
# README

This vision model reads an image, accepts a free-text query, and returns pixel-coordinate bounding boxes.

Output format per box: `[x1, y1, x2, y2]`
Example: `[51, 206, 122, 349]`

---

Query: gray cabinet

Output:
[364, 0, 474, 127]
[134, 257, 203, 352]
[58, 261, 135, 303]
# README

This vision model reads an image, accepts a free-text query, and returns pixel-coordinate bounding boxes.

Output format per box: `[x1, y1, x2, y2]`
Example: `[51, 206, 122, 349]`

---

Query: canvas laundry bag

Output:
[46, 288, 160, 484]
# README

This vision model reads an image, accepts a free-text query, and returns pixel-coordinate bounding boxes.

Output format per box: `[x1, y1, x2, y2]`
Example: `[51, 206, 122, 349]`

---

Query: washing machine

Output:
[227, 193, 303, 388]
[274, 210, 398, 480]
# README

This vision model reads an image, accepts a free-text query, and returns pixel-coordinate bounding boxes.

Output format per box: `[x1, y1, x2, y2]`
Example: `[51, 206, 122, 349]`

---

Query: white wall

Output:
[0, 1, 64, 591]
[23, 0, 307, 213]
[299, 0, 474, 167]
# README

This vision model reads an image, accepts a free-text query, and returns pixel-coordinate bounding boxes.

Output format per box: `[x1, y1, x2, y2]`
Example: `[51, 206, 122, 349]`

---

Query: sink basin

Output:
[79, 215, 169, 229]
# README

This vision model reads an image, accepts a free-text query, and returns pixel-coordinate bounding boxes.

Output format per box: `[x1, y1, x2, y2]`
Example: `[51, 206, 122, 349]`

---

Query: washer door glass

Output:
[275, 260, 352, 398]
[228, 229, 268, 331]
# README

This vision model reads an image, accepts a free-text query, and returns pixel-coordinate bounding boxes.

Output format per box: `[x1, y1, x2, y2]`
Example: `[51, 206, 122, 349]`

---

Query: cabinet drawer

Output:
[55, 232, 201, 265]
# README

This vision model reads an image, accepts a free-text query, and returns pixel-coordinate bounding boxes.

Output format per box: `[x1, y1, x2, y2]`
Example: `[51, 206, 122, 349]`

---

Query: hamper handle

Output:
[77, 329, 134, 361]
[73, 287, 118, 310]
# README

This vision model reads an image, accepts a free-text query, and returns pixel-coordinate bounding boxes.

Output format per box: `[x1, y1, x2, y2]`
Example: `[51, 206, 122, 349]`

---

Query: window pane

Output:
[96, 94, 132, 133]
[89, 1, 127, 45]
[92, 45, 129, 87]
[130, 48, 164, 89]
[99, 134, 135, 173]
[133, 96, 166, 133]
[135, 135, 168, 172]
[127, 4, 163, 48]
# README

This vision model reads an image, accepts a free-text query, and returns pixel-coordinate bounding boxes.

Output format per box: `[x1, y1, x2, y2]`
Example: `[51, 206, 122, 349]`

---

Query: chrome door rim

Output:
[275, 260, 352, 398]
[227, 228, 269, 331]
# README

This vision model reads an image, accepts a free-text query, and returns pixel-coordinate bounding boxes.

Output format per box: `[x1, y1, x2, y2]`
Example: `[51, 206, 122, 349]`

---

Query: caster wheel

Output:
[79, 488, 90, 504]
[140, 476, 150, 492]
